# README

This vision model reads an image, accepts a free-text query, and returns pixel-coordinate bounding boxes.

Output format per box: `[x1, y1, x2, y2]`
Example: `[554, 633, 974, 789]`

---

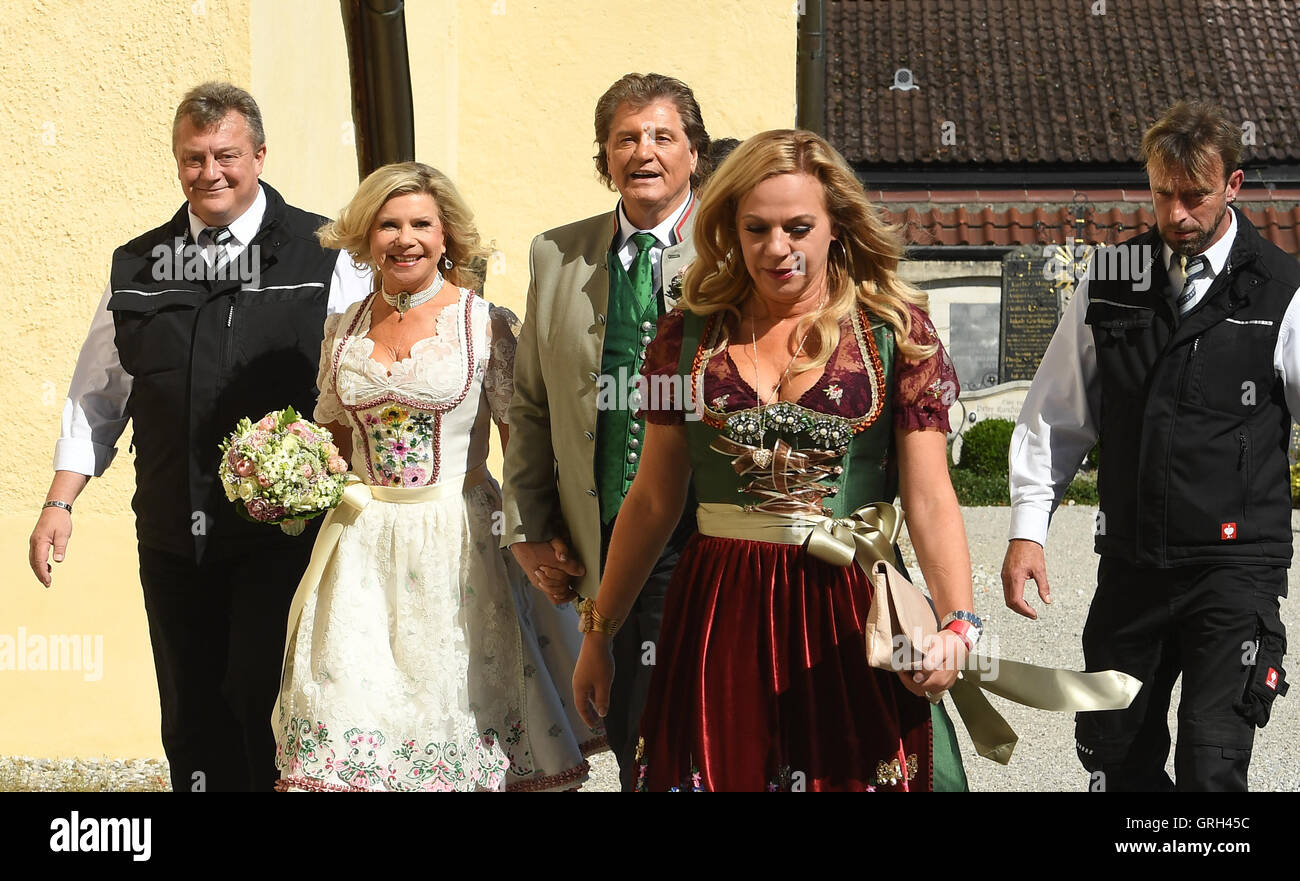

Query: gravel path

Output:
[5, 505, 1296, 792]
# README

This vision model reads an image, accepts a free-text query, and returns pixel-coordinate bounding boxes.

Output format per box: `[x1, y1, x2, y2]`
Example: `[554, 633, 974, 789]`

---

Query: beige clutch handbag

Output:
[864, 559, 940, 673]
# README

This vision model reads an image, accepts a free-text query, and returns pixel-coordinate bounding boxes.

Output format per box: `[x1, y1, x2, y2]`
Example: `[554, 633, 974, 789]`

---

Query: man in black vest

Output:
[28, 82, 369, 792]
[1003, 101, 1296, 791]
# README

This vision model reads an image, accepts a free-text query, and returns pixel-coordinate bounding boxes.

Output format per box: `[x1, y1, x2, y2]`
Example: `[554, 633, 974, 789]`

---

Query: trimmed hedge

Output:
[948, 467, 1010, 506]
[947, 418, 1100, 506]
[949, 468, 1097, 507]
[954, 418, 1015, 477]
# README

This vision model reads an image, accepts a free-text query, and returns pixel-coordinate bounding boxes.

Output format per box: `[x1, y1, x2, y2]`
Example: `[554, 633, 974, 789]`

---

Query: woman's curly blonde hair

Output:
[681, 129, 934, 370]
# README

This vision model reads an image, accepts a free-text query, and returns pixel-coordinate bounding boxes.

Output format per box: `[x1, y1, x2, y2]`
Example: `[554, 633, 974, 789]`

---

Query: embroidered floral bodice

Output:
[315, 289, 518, 487]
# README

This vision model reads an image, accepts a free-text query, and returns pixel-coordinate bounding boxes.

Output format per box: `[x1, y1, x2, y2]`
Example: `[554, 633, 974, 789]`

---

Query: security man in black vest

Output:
[1002, 101, 1295, 791]
[28, 82, 369, 792]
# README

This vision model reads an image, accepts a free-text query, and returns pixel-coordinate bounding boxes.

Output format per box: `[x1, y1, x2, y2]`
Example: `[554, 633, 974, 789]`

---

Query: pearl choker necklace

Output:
[381, 272, 445, 319]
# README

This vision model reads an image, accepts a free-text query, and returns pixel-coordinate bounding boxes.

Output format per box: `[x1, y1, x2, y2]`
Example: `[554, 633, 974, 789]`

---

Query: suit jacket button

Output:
[629, 438, 640, 449]
[586, 489, 597, 497]
[627, 452, 639, 463]
[629, 422, 641, 434]
[597, 314, 607, 325]
[584, 430, 594, 440]
[640, 334, 653, 346]
[640, 320, 653, 332]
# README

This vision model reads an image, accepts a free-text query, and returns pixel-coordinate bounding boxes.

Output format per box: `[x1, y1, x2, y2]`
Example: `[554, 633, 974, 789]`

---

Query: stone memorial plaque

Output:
[950, 303, 1000, 392]
[999, 246, 1061, 383]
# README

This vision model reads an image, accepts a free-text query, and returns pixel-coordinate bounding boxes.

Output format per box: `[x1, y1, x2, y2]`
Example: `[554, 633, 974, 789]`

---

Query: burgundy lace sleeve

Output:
[893, 304, 959, 433]
[638, 309, 687, 425]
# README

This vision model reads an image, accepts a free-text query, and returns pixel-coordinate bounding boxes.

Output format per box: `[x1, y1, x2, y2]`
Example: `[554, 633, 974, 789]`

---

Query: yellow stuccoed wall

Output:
[0, 0, 796, 761]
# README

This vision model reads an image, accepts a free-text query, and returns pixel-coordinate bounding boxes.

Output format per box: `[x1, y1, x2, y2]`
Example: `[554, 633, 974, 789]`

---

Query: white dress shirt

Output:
[612, 191, 693, 295]
[54, 184, 372, 476]
[1009, 213, 1300, 545]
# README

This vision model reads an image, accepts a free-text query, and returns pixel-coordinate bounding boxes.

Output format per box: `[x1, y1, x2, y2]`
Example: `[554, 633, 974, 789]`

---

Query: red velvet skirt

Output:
[636, 534, 933, 791]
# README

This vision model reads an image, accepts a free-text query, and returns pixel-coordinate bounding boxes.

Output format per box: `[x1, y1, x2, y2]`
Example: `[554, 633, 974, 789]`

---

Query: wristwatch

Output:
[940, 610, 983, 651]
[577, 598, 620, 636]
[42, 500, 73, 515]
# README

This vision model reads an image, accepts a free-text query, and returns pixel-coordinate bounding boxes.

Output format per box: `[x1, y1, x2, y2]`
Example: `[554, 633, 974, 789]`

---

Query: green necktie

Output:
[630, 232, 657, 314]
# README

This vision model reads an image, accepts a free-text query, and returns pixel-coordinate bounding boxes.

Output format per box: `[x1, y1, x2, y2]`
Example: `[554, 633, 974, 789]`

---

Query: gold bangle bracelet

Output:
[577, 598, 621, 635]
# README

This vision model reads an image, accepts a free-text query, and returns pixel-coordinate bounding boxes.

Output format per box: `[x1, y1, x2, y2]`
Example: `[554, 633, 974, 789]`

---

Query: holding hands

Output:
[511, 537, 585, 605]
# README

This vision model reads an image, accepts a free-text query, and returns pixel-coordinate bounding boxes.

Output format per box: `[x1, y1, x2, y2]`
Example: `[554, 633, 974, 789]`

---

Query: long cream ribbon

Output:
[271, 466, 491, 728]
[695, 501, 1142, 765]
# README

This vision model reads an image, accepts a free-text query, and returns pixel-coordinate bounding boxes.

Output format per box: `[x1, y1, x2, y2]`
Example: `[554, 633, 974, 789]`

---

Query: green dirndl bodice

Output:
[672, 307, 968, 792]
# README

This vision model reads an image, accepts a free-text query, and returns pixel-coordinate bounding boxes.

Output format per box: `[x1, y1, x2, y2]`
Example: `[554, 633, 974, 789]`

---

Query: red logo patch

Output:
[1266, 667, 1279, 690]
[1221, 522, 1238, 540]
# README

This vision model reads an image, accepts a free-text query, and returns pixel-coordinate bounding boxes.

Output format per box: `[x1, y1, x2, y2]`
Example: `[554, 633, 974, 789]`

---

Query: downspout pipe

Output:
[340, 0, 416, 177]
[795, 0, 826, 134]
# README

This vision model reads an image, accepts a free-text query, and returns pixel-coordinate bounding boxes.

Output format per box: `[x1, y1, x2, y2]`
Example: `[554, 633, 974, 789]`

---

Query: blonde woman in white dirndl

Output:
[273, 162, 604, 791]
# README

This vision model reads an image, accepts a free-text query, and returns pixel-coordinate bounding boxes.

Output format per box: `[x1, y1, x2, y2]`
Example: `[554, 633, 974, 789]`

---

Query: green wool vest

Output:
[595, 246, 662, 522]
[676, 309, 899, 511]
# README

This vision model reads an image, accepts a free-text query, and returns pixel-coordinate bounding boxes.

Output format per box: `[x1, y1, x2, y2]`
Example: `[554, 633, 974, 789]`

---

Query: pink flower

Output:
[246, 498, 271, 521]
[233, 458, 255, 477]
[301, 464, 314, 478]
[289, 422, 320, 443]
[324, 443, 340, 458]
[257, 474, 272, 488]
[328, 456, 348, 474]
[401, 466, 426, 487]
[256, 415, 277, 431]
[390, 440, 410, 457]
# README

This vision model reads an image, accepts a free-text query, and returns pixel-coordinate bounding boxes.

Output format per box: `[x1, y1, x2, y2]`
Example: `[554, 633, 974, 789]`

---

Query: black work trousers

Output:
[1075, 556, 1289, 792]
[138, 539, 311, 792]
[600, 509, 696, 792]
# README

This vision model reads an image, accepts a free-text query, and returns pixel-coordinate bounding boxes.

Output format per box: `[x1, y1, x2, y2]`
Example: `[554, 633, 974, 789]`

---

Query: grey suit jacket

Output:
[500, 197, 697, 598]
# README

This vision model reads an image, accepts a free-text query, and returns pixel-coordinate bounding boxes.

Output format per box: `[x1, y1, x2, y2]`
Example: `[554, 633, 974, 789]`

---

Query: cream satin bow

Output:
[693, 499, 1143, 764]
[797, 502, 1140, 764]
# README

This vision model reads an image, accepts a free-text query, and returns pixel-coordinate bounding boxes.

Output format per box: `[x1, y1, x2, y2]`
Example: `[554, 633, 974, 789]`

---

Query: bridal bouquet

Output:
[218, 407, 350, 535]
